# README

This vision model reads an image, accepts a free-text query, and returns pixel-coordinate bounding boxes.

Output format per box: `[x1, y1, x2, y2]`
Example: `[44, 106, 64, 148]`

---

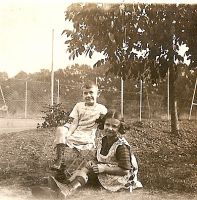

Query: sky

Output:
[0, 0, 196, 78]
[0, 0, 106, 77]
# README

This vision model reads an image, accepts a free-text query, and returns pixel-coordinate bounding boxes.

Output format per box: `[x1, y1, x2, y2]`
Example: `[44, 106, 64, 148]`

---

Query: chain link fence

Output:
[0, 79, 195, 120]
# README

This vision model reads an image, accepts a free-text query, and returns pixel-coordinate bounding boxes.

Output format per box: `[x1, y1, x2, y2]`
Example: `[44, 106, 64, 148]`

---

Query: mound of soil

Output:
[0, 120, 196, 193]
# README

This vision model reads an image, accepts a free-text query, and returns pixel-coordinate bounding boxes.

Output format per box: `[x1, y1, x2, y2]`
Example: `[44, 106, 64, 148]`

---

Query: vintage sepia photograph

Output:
[0, 0, 196, 199]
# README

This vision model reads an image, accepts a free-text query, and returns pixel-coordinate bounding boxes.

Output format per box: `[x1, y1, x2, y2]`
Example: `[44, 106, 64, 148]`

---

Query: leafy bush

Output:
[37, 103, 70, 128]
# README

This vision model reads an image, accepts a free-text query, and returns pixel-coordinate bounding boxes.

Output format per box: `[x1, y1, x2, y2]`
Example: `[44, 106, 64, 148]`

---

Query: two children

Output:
[51, 82, 107, 170]
[32, 110, 142, 199]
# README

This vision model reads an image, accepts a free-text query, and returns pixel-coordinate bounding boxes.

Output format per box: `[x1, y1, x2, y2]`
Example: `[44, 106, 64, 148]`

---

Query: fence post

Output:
[139, 79, 143, 121]
[25, 81, 28, 118]
[57, 79, 60, 104]
[51, 29, 54, 106]
[0, 85, 8, 116]
[167, 68, 170, 120]
[121, 78, 124, 117]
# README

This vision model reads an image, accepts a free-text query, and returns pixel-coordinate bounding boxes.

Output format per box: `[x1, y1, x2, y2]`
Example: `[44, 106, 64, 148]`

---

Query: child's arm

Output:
[91, 143, 132, 176]
[67, 118, 79, 136]
[65, 103, 80, 136]
[91, 163, 130, 176]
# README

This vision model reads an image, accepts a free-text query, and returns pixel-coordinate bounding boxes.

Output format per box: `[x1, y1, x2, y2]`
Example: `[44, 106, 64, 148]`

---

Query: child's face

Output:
[104, 118, 121, 138]
[82, 86, 99, 106]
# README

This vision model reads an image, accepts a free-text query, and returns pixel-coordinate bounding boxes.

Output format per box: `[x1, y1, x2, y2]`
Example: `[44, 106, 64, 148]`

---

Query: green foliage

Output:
[0, 72, 8, 82]
[37, 103, 70, 128]
[63, 3, 197, 82]
[14, 71, 28, 80]
[63, 3, 197, 134]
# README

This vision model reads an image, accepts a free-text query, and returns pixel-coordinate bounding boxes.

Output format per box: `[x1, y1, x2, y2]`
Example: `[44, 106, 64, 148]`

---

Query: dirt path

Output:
[0, 186, 196, 200]
[0, 118, 42, 134]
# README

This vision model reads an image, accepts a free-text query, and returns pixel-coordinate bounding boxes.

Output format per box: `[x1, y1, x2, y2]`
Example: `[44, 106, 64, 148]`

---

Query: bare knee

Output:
[56, 126, 68, 137]
[54, 126, 68, 145]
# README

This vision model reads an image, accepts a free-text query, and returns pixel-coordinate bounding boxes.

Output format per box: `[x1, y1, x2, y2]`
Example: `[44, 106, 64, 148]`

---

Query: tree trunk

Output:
[169, 64, 180, 135]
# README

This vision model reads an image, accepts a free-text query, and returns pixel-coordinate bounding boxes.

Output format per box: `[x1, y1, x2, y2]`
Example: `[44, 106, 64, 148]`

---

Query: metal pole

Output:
[139, 79, 143, 121]
[121, 78, 124, 117]
[0, 85, 8, 115]
[51, 29, 54, 106]
[57, 79, 60, 104]
[25, 81, 28, 118]
[167, 68, 170, 120]
[0, 85, 6, 107]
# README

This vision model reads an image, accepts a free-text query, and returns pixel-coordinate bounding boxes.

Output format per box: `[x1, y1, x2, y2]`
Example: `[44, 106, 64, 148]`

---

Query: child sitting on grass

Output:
[32, 110, 142, 199]
[51, 81, 107, 170]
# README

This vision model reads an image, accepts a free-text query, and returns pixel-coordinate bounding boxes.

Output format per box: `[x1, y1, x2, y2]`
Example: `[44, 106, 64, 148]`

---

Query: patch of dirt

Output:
[0, 120, 196, 199]
[0, 185, 196, 200]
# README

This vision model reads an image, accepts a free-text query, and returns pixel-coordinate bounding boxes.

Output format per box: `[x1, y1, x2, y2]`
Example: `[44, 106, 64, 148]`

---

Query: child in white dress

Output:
[51, 82, 107, 170]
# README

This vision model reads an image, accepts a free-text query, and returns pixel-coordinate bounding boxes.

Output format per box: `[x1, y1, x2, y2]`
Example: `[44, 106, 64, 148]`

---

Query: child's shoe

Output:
[48, 176, 71, 199]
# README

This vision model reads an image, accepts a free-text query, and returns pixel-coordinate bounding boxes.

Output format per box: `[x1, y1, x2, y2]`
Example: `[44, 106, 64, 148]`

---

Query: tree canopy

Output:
[63, 3, 197, 82]
[63, 3, 197, 135]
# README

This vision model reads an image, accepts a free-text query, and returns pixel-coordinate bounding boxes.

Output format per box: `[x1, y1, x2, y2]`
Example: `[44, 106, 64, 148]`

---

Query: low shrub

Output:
[37, 103, 70, 128]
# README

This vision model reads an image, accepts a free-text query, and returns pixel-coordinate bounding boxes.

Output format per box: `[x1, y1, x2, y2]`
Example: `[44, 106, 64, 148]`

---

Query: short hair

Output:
[82, 81, 98, 90]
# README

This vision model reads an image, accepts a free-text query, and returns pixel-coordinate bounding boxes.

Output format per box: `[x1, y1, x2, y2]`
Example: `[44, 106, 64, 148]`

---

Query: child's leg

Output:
[48, 169, 89, 199]
[54, 126, 69, 145]
[69, 168, 89, 190]
[51, 126, 69, 170]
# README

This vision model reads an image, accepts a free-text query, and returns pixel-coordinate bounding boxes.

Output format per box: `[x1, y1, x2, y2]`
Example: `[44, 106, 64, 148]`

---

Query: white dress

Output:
[66, 102, 107, 150]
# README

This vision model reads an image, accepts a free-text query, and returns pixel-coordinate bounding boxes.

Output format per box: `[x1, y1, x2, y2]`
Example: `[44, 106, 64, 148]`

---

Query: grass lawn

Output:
[0, 120, 196, 199]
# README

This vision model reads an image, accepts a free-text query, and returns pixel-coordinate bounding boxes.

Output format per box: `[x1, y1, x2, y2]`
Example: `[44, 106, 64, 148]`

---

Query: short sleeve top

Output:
[68, 102, 107, 131]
